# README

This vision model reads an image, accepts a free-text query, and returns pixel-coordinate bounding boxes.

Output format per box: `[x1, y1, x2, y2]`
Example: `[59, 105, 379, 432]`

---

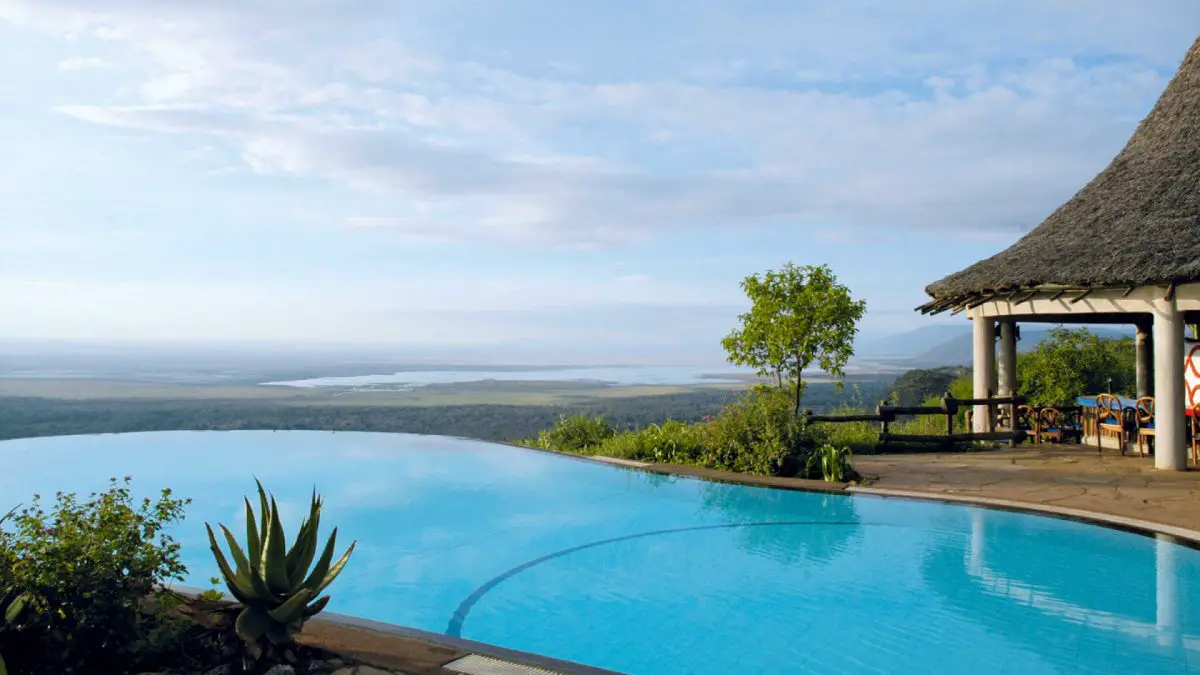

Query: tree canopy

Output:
[721, 263, 866, 412]
[1017, 326, 1135, 405]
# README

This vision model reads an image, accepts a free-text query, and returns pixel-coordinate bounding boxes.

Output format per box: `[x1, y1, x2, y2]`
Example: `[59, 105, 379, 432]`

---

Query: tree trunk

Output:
[793, 350, 803, 413]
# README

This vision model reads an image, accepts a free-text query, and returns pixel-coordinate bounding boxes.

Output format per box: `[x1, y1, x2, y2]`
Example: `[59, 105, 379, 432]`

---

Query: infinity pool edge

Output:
[569, 452, 1200, 549]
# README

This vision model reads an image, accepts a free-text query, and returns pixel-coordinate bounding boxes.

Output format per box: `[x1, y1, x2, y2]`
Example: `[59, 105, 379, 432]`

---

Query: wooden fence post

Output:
[942, 392, 955, 437]
[877, 400, 890, 442]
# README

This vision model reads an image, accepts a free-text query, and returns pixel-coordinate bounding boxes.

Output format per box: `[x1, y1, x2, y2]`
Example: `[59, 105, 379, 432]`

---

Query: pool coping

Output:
[314, 611, 626, 675]
[171, 586, 625, 675]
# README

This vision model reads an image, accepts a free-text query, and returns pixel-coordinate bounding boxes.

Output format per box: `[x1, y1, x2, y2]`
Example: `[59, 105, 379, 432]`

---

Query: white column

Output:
[997, 321, 1017, 429]
[1153, 297, 1186, 470]
[972, 316, 996, 433]
[1136, 322, 1154, 399]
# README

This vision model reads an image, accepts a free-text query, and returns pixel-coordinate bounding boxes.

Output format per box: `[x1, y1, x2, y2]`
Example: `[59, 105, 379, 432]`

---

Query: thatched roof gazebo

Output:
[918, 35, 1200, 470]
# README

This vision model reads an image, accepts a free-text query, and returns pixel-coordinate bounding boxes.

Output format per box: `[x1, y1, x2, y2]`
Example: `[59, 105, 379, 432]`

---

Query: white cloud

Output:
[4, 1, 1198, 249]
[57, 56, 109, 71]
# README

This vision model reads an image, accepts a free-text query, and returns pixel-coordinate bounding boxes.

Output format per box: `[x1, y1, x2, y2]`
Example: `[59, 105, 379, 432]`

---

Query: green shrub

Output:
[599, 420, 707, 464]
[889, 395, 965, 436]
[535, 413, 615, 453]
[0, 477, 191, 675]
[811, 404, 879, 450]
[703, 387, 816, 476]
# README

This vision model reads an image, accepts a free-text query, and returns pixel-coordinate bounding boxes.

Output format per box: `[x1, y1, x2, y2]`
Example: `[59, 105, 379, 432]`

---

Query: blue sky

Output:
[0, 1, 1196, 363]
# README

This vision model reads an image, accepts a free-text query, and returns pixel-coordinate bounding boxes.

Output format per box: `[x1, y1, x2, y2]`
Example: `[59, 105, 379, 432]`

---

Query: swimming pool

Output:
[0, 431, 1196, 674]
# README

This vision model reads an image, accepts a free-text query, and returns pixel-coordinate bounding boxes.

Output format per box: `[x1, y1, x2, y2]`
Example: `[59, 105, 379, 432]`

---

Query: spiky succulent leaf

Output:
[303, 595, 331, 618]
[285, 489, 319, 579]
[301, 527, 340, 590]
[219, 524, 251, 577]
[265, 623, 294, 645]
[246, 566, 276, 604]
[235, 606, 272, 642]
[267, 588, 316, 624]
[255, 478, 270, 555]
[288, 496, 322, 587]
[244, 497, 260, 563]
[315, 540, 356, 595]
[264, 497, 292, 594]
[206, 524, 258, 603]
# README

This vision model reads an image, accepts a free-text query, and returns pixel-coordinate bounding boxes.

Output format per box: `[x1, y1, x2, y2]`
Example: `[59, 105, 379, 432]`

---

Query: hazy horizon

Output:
[2, 3, 1195, 359]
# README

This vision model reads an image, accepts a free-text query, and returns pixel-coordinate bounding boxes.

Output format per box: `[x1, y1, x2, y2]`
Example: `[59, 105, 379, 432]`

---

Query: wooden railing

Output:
[804, 393, 1029, 449]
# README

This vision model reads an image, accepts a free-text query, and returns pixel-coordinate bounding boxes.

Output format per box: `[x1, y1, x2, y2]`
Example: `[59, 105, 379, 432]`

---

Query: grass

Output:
[811, 398, 973, 453]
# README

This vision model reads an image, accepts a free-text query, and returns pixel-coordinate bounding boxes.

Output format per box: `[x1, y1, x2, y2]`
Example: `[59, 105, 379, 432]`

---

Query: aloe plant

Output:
[206, 480, 355, 653]
[808, 444, 854, 482]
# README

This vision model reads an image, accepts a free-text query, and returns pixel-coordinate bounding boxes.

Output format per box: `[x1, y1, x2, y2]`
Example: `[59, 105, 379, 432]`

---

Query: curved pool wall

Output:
[1, 431, 1197, 675]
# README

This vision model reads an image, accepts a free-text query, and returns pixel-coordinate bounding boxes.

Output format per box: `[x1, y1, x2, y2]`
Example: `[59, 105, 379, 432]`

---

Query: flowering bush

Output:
[0, 477, 191, 674]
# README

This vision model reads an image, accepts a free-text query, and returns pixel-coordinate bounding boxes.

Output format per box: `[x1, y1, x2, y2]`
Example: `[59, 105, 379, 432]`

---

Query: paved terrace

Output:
[855, 445, 1200, 534]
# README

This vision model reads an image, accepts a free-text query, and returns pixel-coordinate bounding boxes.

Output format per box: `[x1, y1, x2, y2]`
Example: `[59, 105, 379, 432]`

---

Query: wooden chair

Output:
[1015, 405, 1039, 443]
[1095, 393, 1127, 454]
[1039, 407, 1067, 444]
[1191, 403, 1200, 466]
[1061, 406, 1085, 443]
[1135, 396, 1155, 457]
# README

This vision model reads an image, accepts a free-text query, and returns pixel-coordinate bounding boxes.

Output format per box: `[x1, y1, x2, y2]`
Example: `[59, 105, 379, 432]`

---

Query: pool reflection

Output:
[921, 508, 1199, 671]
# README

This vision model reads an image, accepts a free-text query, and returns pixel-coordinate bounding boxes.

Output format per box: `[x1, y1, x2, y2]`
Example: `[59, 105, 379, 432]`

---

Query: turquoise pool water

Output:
[1, 431, 1197, 674]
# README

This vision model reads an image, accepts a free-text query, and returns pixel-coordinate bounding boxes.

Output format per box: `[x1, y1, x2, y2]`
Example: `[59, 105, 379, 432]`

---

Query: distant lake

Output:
[263, 365, 756, 389]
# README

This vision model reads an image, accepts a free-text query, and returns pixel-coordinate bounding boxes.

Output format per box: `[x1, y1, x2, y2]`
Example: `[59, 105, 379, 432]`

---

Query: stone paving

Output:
[856, 444, 1200, 532]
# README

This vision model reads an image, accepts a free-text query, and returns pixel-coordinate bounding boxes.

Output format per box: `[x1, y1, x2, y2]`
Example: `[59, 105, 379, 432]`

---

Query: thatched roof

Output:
[921, 35, 1200, 314]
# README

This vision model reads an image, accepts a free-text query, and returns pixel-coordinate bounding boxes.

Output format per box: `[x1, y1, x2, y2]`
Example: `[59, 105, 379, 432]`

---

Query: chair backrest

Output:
[1135, 396, 1155, 425]
[1192, 403, 1200, 434]
[1096, 393, 1122, 423]
[1016, 405, 1036, 430]
[1039, 407, 1062, 430]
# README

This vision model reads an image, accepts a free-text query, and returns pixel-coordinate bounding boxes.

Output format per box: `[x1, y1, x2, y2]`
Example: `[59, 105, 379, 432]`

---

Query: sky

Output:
[0, 1, 1196, 363]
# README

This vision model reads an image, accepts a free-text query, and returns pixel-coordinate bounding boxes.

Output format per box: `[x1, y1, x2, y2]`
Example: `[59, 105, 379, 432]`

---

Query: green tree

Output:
[1017, 327, 1135, 405]
[722, 263, 866, 412]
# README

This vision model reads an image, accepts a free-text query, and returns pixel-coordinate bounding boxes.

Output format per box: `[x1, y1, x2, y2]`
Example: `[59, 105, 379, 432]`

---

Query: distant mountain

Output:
[913, 325, 1134, 366]
[856, 324, 1135, 366]
[854, 324, 969, 358]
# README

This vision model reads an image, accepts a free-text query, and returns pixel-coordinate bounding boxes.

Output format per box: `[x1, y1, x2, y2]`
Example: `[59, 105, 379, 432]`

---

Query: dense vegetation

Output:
[523, 387, 856, 480]
[885, 366, 970, 406]
[1016, 327, 1135, 404]
[0, 379, 892, 443]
